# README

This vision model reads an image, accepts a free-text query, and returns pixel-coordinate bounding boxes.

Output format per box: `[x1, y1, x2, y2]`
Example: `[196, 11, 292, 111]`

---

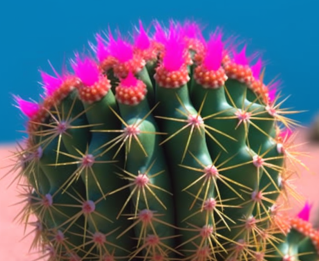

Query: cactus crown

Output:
[9, 20, 319, 261]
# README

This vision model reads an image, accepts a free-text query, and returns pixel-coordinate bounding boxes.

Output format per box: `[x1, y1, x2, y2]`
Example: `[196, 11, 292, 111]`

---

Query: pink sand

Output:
[0, 145, 42, 260]
[0, 128, 318, 260]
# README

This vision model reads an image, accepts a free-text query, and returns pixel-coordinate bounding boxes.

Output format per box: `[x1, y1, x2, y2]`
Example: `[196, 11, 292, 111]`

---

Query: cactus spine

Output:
[8, 21, 319, 261]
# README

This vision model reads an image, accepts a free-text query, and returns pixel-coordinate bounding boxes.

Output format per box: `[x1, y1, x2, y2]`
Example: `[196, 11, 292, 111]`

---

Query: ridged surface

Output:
[7, 21, 319, 261]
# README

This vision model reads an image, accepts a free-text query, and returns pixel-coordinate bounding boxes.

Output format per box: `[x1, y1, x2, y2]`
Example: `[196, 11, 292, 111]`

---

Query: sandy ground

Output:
[0, 145, 42, 261]
[285, 128, 319, 225]
[0, 129, 318, 260]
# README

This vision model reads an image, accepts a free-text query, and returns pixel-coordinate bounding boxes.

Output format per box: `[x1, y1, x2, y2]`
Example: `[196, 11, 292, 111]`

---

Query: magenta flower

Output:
[251, 58, 263, 80]
[14, 96, 39, 118]
[120, 71, 138, 87]
[40, 71, 63, 96]
[95, 34, 110, 63]
[233, 45, 249, 66]
[278, 128, 293, 142]
[297, 202, 312, 221]
[107, 31, 133, 63]
[268, 80, 281, 104]
[134, 20, 151, 51]
[182, 20, 203, 40]
[161, 22, 186, 71]
[72, 55, 100, 86]
[203, 30, 224, 71]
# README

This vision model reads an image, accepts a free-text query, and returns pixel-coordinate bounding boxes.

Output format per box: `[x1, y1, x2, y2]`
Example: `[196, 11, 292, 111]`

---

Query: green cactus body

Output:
[8, 21, 319, 261]
[111, 74, 177, 259]
[154, 73, 218, 256]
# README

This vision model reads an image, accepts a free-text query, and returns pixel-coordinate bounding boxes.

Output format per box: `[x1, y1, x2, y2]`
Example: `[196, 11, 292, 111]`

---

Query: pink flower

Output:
[297, 201, 312, 221]
[120, 71, 138, 87]
[95, 34, 110, 62]
[40, 71, 63, 96]
[13, 96, 39, 118]
[107, 31, 133, 63]
[278, 128, 293, 142]
[203, 30, 224, 71]
[182, 20, 203, 40]
[72, 55, 100, 86]
[267, 80, 281, 104]
[233, 45, 249, 66]
[160, 22, 186, 71]
[134, 20, 150, 50]
[251, 58, 263, 79]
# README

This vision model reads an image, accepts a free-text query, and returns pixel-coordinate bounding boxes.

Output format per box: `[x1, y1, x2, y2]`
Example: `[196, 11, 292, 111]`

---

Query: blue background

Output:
[0, 0, 318, 143]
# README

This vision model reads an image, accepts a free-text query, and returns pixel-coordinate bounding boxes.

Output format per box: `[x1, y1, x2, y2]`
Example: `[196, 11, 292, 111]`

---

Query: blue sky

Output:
[0, 0, 318, 142]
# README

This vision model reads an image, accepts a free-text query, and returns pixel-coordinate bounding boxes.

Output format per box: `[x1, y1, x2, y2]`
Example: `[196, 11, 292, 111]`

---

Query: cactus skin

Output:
[9, 21, 319, 261]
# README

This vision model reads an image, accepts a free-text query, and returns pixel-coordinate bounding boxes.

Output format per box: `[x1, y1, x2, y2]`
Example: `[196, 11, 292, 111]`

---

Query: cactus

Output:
[7, 20, 319, 261]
